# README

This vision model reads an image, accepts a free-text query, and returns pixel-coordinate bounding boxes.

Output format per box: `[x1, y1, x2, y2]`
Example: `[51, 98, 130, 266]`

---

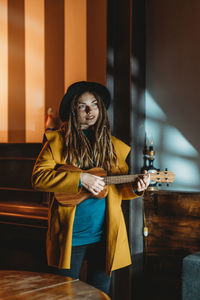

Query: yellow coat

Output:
[32, 131, 139, 275]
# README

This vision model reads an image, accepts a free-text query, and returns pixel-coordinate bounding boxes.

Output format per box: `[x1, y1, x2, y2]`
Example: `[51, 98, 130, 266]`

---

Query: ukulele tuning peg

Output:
[158, 183, 162, 187]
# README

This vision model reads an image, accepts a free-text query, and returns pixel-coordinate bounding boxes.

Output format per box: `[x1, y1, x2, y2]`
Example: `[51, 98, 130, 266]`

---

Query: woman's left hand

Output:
[134, 171, 150, 192]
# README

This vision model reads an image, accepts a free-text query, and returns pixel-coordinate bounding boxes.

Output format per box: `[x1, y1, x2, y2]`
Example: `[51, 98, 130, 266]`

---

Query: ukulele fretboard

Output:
[104, 174, 139, 185]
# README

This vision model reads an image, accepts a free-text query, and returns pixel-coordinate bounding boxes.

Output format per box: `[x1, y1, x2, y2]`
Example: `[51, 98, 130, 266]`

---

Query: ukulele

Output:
[54, 165, 175, 206]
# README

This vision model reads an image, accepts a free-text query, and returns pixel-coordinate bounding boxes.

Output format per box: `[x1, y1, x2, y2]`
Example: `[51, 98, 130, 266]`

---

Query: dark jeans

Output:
[50, 241, 111, 295]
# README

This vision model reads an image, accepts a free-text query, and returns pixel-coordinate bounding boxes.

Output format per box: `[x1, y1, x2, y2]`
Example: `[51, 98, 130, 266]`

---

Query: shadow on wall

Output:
[145, 91, 200, 192]
[146, 0, 200, 192]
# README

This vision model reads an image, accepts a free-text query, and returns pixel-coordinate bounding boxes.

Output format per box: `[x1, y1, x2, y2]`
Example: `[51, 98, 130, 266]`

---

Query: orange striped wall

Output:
[87, 0, 107, 84]
[45, 0, 64, 121]
[0, 0, 107, 143]
[25, 0, 45, 143]
[64, 0, 87, 89]
[8, 0, 25, 143]
[0, 0, 8, 142]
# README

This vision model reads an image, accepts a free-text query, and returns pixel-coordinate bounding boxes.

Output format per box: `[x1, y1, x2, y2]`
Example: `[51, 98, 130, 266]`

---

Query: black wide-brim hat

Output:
[59, 81, 111, 122]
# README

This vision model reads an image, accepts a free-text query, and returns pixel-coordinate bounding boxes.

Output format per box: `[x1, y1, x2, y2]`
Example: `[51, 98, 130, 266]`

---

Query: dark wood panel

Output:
[0, 162, 35, 189]
[0, 143, 47, 226]
[146, 215, 200, 252]
[0, 189, 45, 203]
[0, 201, 48, 228]
[0, 222, 48, 271]
[0, 143, 42, 189]
[144, 190, 200, 217]
[144, 191, 200, 253]
[142, 190, 200, 300]
[0, 143, 49, 275]
[0, 143, 42, 157]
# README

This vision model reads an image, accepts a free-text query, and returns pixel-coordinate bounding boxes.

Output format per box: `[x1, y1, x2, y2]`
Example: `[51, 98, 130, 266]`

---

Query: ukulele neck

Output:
[104, 174, 139, 185]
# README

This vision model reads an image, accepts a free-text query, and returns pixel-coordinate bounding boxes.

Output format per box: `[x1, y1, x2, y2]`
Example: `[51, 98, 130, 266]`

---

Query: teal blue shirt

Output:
[72, 196, 106, 246]
[72, 128, 106, 246]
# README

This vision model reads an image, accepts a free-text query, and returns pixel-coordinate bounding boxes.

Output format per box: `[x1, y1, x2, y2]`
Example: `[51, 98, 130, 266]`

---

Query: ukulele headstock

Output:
[150, 171, 175, 183]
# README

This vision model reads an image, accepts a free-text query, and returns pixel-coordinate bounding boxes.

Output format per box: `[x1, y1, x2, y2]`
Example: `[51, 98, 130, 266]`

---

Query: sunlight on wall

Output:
[144, 118, 162, 147]
[0, 0, 8, 142]
[146, 92, 166, 121]
[145, 91, 200, 191]
[161, 155, 200, 190]
[163, 126, 198, 158]
[25, 0, 45, 143]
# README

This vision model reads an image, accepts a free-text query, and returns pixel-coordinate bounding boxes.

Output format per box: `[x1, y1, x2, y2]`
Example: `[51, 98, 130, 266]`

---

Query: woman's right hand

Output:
[80, 173, 105, 196]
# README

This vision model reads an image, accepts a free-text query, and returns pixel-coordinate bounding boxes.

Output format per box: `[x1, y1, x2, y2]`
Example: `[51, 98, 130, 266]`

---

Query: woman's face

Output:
[76, 92, 99, 129]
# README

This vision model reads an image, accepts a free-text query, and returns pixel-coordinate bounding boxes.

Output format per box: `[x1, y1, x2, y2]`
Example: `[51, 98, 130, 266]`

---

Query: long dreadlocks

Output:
[61, 92, 117, 172]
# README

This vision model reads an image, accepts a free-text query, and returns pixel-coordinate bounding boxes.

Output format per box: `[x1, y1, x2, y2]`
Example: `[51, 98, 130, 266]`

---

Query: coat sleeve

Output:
[31, 135, 81, 193]
[117, 183, 143, 200]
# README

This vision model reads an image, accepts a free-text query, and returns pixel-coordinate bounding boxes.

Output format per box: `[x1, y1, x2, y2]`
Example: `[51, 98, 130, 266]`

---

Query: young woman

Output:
[32, 81, 150, 295]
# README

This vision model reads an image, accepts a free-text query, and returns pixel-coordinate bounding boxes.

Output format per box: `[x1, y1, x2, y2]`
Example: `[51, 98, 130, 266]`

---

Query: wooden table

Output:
[0, 270, 110, 299]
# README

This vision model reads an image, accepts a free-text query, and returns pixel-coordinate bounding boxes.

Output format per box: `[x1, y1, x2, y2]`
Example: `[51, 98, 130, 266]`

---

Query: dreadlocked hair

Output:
[61, 92, 117, 172]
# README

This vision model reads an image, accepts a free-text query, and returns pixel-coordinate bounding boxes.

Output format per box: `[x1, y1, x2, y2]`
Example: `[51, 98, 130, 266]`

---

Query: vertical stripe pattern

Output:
[64, 0, 87, 90]
[25, 0, 45, 143]
[8, 0, 25, 142]
[0, 0, 107, 143]
[45, 0, 64, 118]
[0, 0, 64, 143]
[0, 0, 8, 142]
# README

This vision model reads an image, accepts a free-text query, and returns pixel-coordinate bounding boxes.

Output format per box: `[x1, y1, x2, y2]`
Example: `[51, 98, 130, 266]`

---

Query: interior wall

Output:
[0, 0, 107, 143]
[8, 0, 25, 142]
[87, 0, 107, 84]
[107, 1, 146, 298]
[45, 0, 64, 120]
[146, 0, 200, 191]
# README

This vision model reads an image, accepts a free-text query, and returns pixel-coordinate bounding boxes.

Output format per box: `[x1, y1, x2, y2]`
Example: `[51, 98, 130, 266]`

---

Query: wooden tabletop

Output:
[0, 270, 111, 299]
